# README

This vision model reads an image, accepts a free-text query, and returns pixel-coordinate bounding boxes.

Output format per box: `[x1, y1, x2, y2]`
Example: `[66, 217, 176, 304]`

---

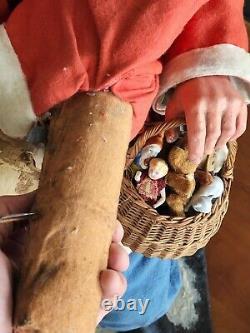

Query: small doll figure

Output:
[135, 158, 169, 209]
[132, 133, 164, 174]
[185, 176, 224, 214]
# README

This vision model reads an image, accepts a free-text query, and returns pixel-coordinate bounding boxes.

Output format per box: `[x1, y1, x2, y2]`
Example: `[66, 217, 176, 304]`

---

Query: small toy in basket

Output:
[130, 133, 164, 176]
[118, 120, 237, 259]
[132, 127, 228, 217]
[134, 158, 168, 209]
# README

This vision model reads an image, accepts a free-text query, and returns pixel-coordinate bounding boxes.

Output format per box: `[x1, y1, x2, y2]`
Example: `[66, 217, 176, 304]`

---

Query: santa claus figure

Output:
[0, 1, 249, 332]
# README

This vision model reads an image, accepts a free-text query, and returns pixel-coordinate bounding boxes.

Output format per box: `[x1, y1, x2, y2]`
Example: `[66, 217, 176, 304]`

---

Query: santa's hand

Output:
[166, 76, 248, 164]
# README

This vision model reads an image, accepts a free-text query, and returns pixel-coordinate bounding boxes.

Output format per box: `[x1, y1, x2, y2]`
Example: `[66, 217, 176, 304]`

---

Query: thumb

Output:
[0, 193, 36, 265]
[165, 94, 183, 123]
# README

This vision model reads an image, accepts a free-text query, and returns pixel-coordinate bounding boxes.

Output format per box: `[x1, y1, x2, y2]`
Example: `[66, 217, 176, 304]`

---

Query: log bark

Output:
[14, 92, 132, 333]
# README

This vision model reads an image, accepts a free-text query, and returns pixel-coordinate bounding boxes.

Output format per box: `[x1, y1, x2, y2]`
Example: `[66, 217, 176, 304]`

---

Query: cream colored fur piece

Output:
[153, 44, 250, 114]
[0, 25, 37, 138]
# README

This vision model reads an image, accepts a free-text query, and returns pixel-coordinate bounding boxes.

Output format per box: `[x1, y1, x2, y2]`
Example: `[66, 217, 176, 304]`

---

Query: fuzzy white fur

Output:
[0, 25, 36, 138]
[153, 44, 250, 114]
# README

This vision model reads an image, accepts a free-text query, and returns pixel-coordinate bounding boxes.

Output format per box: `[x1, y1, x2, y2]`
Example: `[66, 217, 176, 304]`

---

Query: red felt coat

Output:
[0, 0, 249, 139]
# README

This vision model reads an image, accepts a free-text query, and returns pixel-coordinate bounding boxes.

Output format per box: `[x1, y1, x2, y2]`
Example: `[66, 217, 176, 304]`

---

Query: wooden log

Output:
[14, 92, 132, 333]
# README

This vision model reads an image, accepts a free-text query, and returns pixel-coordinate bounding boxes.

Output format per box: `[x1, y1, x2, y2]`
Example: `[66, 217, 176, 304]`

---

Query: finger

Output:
[112, 220, 124, 243]
[216, 109, 237, 149]
[230, 103, 248, 141]
[204, 108, 222, 155]
[99, 269, 127, 300]
[108, 243, 129, 272]
[98, 270, 127, 324]
[186, 107, 206, 164]
[165, 95, 183, 123]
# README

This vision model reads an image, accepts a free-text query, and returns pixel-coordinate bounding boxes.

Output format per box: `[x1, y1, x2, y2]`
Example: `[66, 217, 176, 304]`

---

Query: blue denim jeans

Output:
[100, 252, 181, 331]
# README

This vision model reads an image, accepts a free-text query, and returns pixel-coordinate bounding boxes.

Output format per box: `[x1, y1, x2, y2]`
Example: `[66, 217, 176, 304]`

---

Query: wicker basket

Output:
[118, 119, 237, 259]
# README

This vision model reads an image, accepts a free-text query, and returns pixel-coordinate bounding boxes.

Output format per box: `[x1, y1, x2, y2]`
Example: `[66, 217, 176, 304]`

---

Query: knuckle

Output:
[207, 125, 221, 138]
[189, 122, 205, 136]
[230, 97, 243, 110]
[222, 126, 235, 138]
[190, 107, 201, 117]
[190, 98, 208, 114]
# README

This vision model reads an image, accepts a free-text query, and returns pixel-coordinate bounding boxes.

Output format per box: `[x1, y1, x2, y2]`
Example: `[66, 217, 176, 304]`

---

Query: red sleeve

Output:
[2, 0, 163, 139]
[111, 62, 162, 139]
[153, 0, 250, 114]
[166, 0, 248, 61]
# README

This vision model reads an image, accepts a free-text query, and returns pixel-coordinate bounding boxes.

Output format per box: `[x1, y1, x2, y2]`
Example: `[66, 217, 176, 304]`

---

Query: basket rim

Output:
[121, 175, 232, 228]
[126, 118, 185, 168]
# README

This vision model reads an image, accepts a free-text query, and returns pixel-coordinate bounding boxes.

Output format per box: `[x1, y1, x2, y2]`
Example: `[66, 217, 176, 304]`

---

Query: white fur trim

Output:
[0, 25, 36, 138]
[153, 44, 250, 115]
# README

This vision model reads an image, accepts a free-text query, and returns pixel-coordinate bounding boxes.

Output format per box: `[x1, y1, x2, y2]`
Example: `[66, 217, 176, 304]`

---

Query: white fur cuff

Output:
[153, 44, 250, 115]
[0, 25, 36, 138]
